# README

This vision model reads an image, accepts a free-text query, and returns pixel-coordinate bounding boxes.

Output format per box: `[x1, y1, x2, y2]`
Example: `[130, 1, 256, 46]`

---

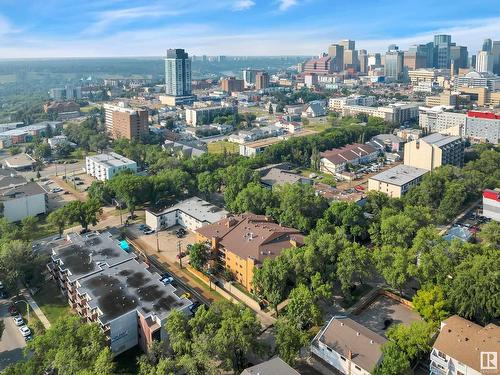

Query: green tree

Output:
[3, 315, 114, 375]
[252, 256, 291, 314]
[272, 183, 328, 232]
[108, 173, 150, 216]
[374, 246, 414, 295]
[196, 171, 221, 196]
[286, 284, 322, 328]
[448, 252, 500, 324]
[189, 243, 209, 271]
[229, 182, 278, 215]
[0, 240, 45, 289]
[373, 341, 411, 375]
[87, 181, 113, 205]
[64, 199, 102, 231]
[47, 209, 67, 237]
[222, 165, 258, 206]
[20, 216, 38, 241]
[479, 221, 500, 248]
[275, 317, 309, 365]
[412, 284, 449, 324]
[55, 142, 72, 158]
[318, 201, 368, 241]
[386, 321, 434, 362]
[336, 242, 372, 295]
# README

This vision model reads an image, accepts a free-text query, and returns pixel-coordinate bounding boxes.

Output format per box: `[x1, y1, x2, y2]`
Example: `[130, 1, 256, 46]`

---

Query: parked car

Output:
[139, 224, 147, 231]
[176, 228, 186, 238]
[180, 292, 191, 299]
[19, 326, 31, 337]
[160, 275, 174, 285]
[13, 315, 24, 326]
[189, 301, 201, 314]
[144, 229, 155, 235]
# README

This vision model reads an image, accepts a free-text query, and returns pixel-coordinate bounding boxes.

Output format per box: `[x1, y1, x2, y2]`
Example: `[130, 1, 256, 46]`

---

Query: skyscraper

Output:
[165, 49, 192, 97]
[339, 40, 355, 51]
[384, 45, 404, 82]
[255, 72, 270, 90]
[433, 34, 452, 69]
[450, 45, 469, 74]
[477, 51, 493, 73]
[358, 49, 368, 74]
[338, 40, 358, 70]
[491, 41, 500, 75]
[404, 45, 429, 70]
[482, 38, 493, 52]
[327, 44, 344, 71]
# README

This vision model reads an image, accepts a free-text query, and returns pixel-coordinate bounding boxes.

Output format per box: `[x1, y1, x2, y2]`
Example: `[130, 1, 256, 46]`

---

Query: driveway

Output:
[0, 299, 26, 371]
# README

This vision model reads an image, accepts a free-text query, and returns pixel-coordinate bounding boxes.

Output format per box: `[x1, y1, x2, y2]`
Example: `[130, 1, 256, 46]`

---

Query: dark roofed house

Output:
[311, 317, 387, 375]
[196, 213, 304, 292]
[241, 357, 300, 375]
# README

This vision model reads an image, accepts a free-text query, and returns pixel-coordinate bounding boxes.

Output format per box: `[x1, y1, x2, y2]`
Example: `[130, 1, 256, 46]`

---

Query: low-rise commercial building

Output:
[404, 133, 464, 170]
[196, 214, 304, 292]
[320, 143, 379, 176]
[0, 121, 62, 145]
[329, 96, 376, 111]
[425, 92, 458, 107]
[430, 315, 499, 375]
[260, 167, 312, 188]
[3, 153, 36, 170]
[368, 165, 428, 198]
[483, 188, 500, 221]
[311, 316, 386, 375]
[86, 152, 137, 181]
[48, 231, 192, 356]
[0, 169, 47, 222]
[145, 196, 228, 231]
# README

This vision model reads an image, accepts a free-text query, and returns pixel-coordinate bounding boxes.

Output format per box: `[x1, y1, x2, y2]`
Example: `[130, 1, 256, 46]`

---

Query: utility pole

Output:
[177, 240, 182, 269]
[156, 230, 159, 252]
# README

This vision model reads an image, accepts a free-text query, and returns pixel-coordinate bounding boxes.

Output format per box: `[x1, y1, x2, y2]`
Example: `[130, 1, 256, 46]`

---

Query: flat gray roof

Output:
[51, 232, 136, 282]
[0, 168, 28, 189]
[241, 357, 300, 375]
[149, 196, 228, 223]
[421, 133, 461, 147]
[87, 152, 136, 169]
[3, 153, 35, 168]
[0, 182, 46, 201]
[78, 259, 191, 324]
[369, 165, 428, 186]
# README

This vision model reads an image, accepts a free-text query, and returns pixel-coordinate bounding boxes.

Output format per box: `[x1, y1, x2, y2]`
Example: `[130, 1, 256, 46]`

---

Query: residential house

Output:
[240, 357, 300, 375]
[302, 100, 327, 118]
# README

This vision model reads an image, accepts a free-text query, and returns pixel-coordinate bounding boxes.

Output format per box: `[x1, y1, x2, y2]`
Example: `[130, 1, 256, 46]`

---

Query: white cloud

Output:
[233, 0, 255, 11]
[278, 0, 298, 11]
[86, 5, 181, 34]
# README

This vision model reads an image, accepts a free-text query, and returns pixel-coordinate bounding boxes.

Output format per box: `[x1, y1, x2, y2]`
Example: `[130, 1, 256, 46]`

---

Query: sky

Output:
[0, 0, 499, 58]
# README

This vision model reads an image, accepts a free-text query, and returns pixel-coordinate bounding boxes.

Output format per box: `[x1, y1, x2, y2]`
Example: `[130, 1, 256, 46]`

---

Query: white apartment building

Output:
[185, 104, 237, 126]
[341, 102, 419, 125]
[430, 315, 499, 375]
[483, 189, 500, 221]
[0, 169, 47, 222]
[86, 152, 137, 181]
[419, 106, 467, 137]
[145, 196, 228, 231]
[328, 95, 376, 111]
[455, 71, 500, 91]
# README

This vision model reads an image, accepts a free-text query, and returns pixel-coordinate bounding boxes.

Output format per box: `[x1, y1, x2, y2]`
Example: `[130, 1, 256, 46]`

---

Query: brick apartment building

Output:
[103, 103, 149, 140]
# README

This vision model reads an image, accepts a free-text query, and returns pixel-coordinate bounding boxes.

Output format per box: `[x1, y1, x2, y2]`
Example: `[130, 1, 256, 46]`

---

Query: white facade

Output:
[108, 309, 139, 355]
[2, 188, 47, 222]
[476, 51, 493, 73]
[312, 341, 372, 375]
[419, 107, 467, 137]
[145, 197, 228, 231]
[429, 348, 481, 375]
[86, 152, 137, 181]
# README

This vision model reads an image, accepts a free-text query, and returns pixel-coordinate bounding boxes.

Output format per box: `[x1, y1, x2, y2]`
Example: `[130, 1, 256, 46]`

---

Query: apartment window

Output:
[340, 356, 346, 361]
[355, 365, 361, 371]
[437, 351, 446, 360]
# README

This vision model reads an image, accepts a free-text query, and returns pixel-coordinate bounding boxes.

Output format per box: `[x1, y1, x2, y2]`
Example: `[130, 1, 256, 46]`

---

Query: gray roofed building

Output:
[311, 317, 386, 375]
[163, 140, 206, 158]
[369, 165, 428, 186]
[260, 168, 313, 188]
[3, 153, 36, 170]
[241, 357, 300, 375]
[420, 132, 461, 147]
[367, 133, 405, 153]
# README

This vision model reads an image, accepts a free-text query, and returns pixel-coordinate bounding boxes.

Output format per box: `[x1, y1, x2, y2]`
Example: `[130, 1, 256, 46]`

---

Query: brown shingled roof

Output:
[196, 213, 304, 263]
[432, 315, 500, 371]
[320, 143, 378, 164]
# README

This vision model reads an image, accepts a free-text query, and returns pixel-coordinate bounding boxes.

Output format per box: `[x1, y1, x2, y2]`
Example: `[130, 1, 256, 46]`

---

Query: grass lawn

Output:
[33, 216, 59, 239]
[80, 105, 98, 113]
[32, 281, 71, 323]
[306, 117, 332, 132]
[207, 141, 239, 154]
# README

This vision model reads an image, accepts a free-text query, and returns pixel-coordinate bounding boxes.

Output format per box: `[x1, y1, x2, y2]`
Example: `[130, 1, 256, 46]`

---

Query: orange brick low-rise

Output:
[196, 214, 304, 292]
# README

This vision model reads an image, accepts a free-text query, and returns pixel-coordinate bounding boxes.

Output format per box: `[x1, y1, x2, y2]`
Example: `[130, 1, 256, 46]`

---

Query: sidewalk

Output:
[21, 289, 51, 330]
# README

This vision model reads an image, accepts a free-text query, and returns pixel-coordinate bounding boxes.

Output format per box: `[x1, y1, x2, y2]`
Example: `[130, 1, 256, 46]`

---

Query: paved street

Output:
[0, 299, 26, 371]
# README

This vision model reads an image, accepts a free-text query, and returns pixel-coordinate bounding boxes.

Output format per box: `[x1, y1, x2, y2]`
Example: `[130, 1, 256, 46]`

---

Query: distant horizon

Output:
[1, 0, 499, 58]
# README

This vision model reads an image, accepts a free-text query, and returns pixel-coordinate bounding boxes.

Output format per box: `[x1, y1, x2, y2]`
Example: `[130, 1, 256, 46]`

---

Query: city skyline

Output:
[0, 0, 499, 58]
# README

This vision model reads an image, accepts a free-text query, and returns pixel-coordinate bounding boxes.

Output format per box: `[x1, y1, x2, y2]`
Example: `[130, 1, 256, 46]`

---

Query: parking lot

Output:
[0, 299, 27, 371]
[127, 223, 198, 265]
[38, 179, 77, 210]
